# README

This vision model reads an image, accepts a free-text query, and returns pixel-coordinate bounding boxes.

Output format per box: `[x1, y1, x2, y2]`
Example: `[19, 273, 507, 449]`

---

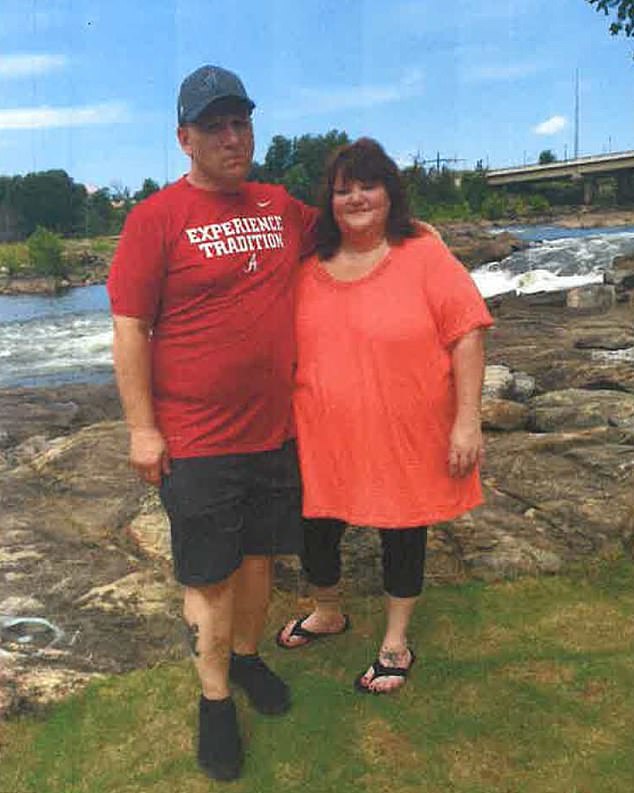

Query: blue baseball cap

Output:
[177, 65, 255, 124]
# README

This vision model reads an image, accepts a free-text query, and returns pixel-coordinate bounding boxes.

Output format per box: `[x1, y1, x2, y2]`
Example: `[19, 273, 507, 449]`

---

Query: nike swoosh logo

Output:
[256, 199, 272, 208]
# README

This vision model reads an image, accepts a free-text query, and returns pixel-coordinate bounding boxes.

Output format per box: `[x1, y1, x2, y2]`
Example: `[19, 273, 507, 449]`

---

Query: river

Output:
[1, 224, 633, 389]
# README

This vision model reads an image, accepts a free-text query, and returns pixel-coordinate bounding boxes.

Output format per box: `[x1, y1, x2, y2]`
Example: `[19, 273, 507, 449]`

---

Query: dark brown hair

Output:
[316, 137, 417, 260]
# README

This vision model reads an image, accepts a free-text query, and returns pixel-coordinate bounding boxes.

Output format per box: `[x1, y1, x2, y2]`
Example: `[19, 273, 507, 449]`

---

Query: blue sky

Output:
[0, 0, 632, 192]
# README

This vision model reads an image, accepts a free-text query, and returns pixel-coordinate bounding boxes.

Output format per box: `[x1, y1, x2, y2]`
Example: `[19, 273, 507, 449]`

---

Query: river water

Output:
[1, 224, 633, 389]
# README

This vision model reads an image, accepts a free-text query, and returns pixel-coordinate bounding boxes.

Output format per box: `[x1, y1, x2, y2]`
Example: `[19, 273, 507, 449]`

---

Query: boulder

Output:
[481, 399, 530, 431]
[566, 284, 616, 313]
[610, 254, 634, 289]
[439, 225, 527, 269]
[483, 365, 514, 399]
[528, 389, 634, 432]
[0, 383, 121, 449]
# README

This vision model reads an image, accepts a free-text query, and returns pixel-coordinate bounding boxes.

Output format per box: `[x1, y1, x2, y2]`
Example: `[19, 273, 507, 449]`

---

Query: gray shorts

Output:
[159, 441, 302, 586]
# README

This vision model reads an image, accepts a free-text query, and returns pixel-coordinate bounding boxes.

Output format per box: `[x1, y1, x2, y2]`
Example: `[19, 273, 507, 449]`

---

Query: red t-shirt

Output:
[293, 233, 494, 528]
[107, 177, 317, 458]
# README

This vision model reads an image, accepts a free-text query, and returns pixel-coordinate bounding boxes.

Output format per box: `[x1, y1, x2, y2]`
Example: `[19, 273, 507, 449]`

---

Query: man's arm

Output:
[448, 328, 486, 478]
[112, 315, 170, 486]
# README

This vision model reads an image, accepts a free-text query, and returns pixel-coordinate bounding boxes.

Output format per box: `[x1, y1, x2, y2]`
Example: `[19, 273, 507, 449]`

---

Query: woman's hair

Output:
[316, 137, 417, 260]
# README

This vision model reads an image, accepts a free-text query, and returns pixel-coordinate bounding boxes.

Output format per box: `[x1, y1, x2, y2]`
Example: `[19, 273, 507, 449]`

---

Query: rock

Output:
[509, 371, 536, 401]
[574, 332, 634, 351]
[528, 389, 634, 432]
[566, 284, 616, 313]
[0, 596, 45, 614]
[13, 435, 54, 465]
[477, 427, 634, 564]
[0, 419, 184, 718]
[75, 571, 173, 617]
[611, 254, 634, 289]
[438, 224, 528, 270]
[125, 509, 171, 563]
[481, 399, 529, 431]
[0, 277, 61, 296]
[483, 365, 514, 399]
[0, 383, 121, 450]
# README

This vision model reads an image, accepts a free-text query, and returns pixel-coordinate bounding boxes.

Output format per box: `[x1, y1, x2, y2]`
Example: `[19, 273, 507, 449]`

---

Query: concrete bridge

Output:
[487, 150, 634, 203]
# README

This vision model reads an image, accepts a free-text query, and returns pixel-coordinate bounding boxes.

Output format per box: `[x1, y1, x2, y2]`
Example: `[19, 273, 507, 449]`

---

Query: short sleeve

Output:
[107, 202, 166, 324]
[421, 235, 494, 347]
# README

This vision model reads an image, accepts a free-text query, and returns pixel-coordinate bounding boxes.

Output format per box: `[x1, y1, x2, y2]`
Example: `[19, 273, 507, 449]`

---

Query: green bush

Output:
[481, 192, 508, 220]
[0, 242, 28, 277]
[27, 226, 66, 277]
[527, 194, 550, 215]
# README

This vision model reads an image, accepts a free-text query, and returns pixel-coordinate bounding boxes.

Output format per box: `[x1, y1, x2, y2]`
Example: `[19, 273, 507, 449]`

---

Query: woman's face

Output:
[331, 172, 391, 238]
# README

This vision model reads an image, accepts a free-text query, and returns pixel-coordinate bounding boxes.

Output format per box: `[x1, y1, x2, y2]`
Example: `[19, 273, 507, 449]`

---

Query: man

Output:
[107, 65, 317, 781]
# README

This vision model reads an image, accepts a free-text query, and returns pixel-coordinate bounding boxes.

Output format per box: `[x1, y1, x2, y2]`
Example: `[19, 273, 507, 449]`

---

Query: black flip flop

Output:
[275, 614, 351, 649]
[354, 648, 416, 694]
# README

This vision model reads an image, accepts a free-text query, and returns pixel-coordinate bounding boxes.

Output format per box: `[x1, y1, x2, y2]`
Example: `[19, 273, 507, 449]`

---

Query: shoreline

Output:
[1, 209, 633, 297]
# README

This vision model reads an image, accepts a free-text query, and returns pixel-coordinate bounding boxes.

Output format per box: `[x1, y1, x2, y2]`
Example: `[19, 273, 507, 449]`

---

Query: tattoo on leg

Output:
[183, 620, 200, 657]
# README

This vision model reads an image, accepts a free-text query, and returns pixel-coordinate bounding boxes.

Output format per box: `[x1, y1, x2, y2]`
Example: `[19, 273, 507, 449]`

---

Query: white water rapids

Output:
[1, 225, 633, 388]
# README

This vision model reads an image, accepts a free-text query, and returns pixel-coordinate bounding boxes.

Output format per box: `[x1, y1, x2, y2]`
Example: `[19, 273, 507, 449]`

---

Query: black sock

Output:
[200, 693, 233, 710]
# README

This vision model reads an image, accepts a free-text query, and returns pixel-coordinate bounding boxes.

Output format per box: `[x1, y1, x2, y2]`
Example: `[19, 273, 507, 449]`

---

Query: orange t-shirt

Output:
[293, 233, 494, 528]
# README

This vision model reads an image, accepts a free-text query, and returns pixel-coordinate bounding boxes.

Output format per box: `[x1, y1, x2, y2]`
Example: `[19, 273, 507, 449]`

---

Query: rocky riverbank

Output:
[2, 260, 634, 719]
[0, 227, 523, 296]
[0, 256, 110, 296]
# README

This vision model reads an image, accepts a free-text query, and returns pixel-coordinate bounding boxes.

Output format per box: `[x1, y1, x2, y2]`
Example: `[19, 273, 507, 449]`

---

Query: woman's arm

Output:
[448, 328, 486, 478]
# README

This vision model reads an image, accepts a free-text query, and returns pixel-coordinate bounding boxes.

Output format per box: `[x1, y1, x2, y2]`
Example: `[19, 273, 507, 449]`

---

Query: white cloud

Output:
[0, 54, 67, 78]
[533, 115, 567, 135]
[0, 102, 131, 130]
[274, 70, 424, 120]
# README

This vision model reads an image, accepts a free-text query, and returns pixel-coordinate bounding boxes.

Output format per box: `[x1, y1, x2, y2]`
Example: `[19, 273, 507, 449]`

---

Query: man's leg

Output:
[228, 554, 292, 714]
[182, 574, 244, 781]
[232, 555, 272, 655]
[183, 576, 236, 699]
[160, 456, 246, 780]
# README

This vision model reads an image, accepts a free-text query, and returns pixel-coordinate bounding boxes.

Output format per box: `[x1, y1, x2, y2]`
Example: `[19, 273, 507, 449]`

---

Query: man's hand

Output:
[448, 417, 483, 478]
[129, 427, 171, 486]
[414, 219, 442, 239]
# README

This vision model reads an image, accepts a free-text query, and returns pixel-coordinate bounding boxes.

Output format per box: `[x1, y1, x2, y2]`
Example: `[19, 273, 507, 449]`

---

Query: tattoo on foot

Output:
[184, 620, 200, 657]
[381, 649, 408, 666]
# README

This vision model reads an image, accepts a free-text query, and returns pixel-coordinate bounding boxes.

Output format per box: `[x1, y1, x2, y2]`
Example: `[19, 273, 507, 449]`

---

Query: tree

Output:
[256, 129, 350, 203]
[588, 1, 634, 36]
[538, 149, 557, 164]
[84, 188, 115, 236]
[13, 170, 87, 236]
[133, 178, 160, 202]
[264, 135, 293, 180]
[27, 226, 66, 277]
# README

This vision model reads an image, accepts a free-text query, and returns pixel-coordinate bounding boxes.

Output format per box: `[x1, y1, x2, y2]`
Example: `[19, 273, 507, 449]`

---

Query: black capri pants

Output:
[301, 518, 427, 598]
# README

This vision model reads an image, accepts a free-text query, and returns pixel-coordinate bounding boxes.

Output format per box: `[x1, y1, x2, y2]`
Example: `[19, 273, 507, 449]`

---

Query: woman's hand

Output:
[448, 416, 483, 478]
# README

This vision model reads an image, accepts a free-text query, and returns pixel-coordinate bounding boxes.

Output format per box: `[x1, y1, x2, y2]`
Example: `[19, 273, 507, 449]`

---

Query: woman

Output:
[277, 138, 493, 694]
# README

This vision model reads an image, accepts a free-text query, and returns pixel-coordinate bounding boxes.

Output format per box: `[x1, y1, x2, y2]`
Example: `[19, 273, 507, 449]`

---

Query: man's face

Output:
[178, 103, 254, 191]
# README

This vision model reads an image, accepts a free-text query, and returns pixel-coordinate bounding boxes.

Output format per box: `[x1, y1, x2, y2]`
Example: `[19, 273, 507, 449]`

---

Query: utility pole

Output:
[574, 67, 580, 159]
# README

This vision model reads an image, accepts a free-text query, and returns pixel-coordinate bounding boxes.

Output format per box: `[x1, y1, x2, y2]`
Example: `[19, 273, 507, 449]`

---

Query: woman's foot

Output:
[276, 611, 350, 649]
[355, 646, 415, 694]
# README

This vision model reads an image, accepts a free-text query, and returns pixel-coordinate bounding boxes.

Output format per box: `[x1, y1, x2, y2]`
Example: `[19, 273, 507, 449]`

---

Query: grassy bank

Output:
[0, 236, 117, 280]
[2, 560, 634, 793]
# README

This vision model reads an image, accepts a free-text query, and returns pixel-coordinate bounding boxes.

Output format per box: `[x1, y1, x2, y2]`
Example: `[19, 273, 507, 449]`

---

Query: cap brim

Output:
[180, 94, 255, 124]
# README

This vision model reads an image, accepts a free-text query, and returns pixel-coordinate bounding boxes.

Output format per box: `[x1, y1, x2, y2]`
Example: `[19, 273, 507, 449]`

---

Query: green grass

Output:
[0, 236, 117, 279]
[2, 560, 634, 793]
